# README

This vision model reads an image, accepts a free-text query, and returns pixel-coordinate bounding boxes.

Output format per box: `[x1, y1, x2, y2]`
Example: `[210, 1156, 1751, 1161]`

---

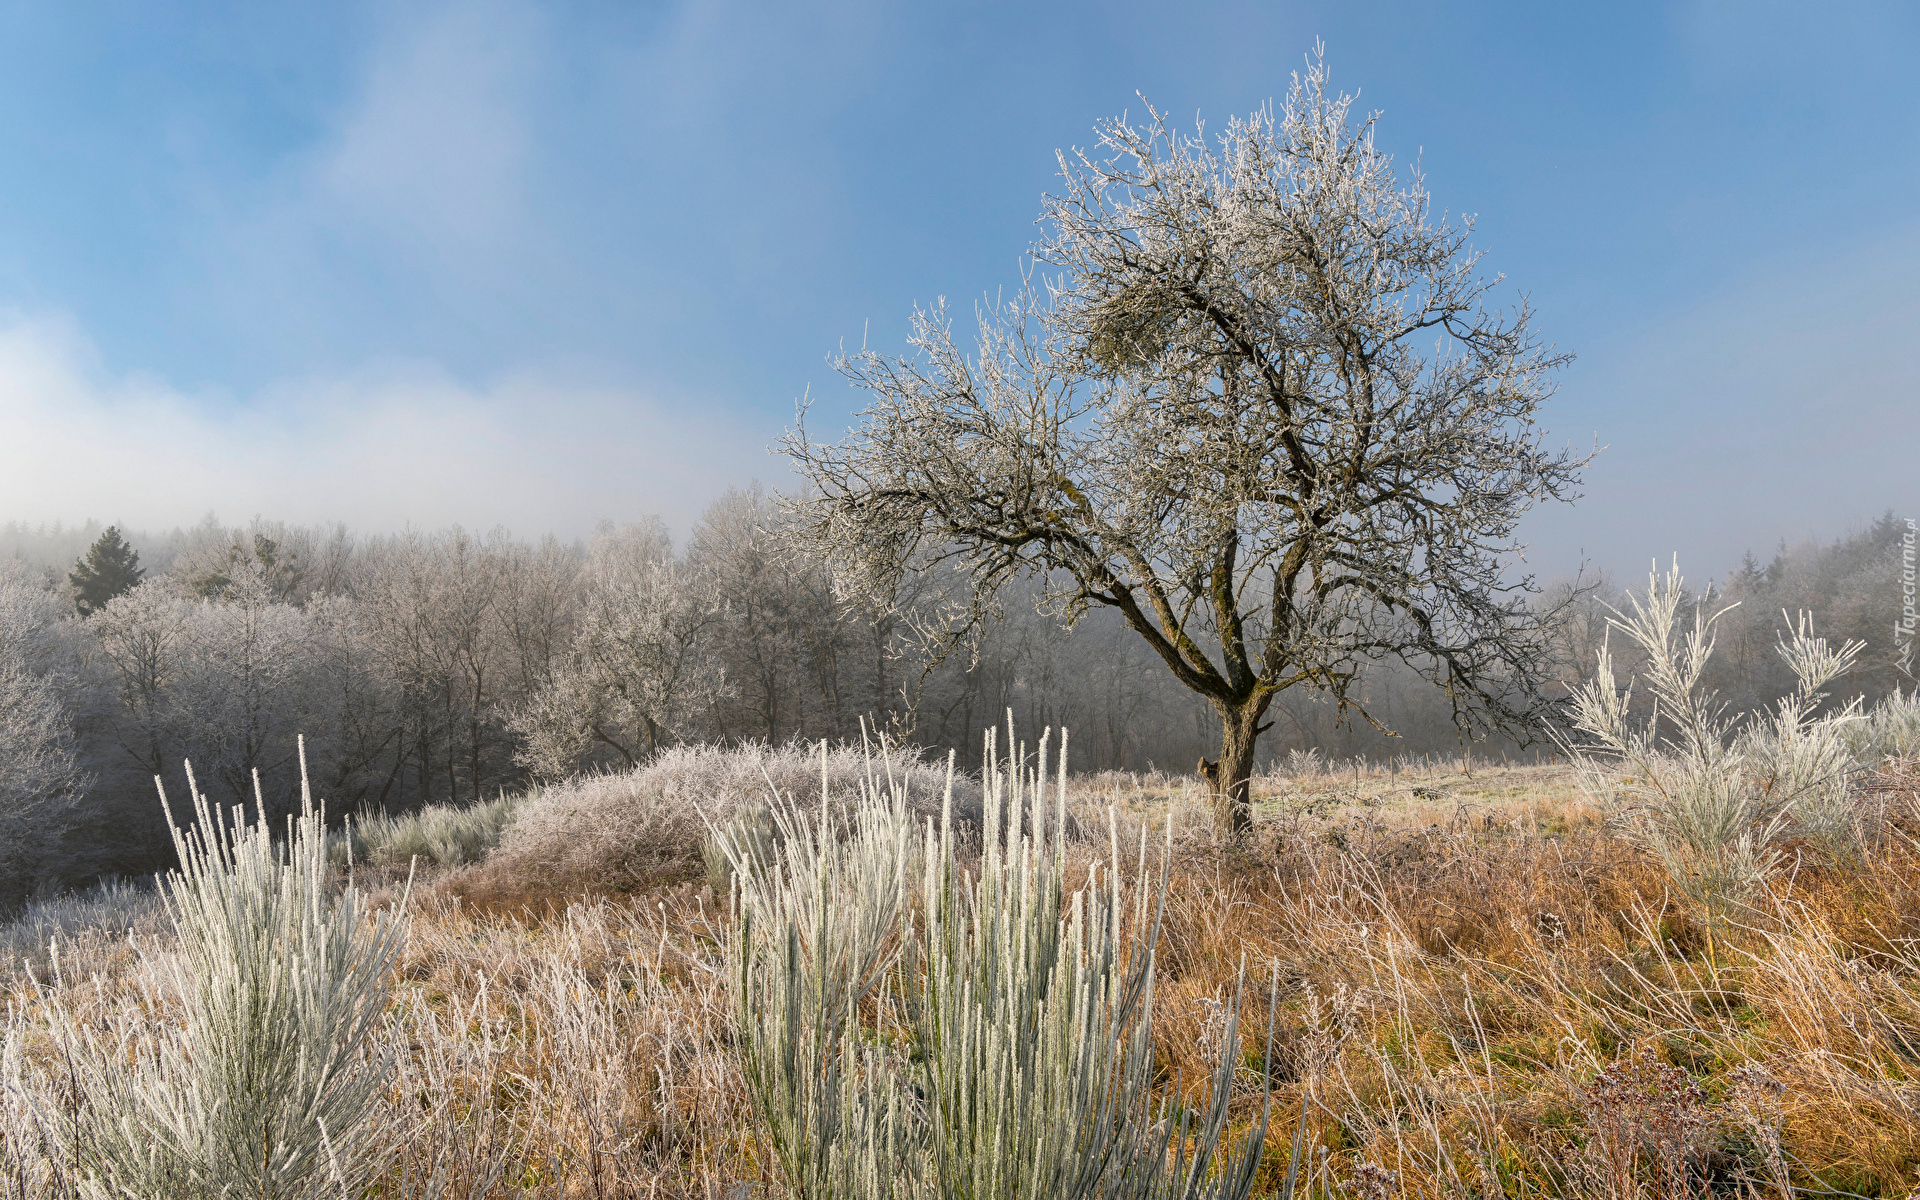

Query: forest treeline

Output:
[0, 496, 1911, 900]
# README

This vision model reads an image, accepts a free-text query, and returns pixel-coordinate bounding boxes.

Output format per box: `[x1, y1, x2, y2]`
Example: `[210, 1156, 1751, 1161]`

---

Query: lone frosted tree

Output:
[70, 525, 145, 616]
[786, 54, 1588, 834]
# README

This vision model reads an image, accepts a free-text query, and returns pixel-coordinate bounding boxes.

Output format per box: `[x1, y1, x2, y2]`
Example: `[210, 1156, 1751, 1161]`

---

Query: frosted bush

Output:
[1285, 748, 1325, 780]
[1844, 687, 1920, 765]
[489, 740, 980, 890]
[717, 746, 917, 1200]
[33, 744, 406, 1198]
[714, 729, 1275, 1200]
[328, 791, 521, 869]
[1562, 565, 1873, 945]
[1735, 611, 1867, 861]
[0, 879, 162, 982]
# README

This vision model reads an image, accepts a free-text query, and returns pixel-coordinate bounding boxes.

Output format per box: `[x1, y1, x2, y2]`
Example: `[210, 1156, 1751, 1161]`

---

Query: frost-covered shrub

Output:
[1844, 687, 1920, 765]
[1735, 612, 1869, 861]
[328, 792, 521, 869]
[715, 728, 1272, 1200]
[486, 740, 979, 891]
[39, 749, 406, 1198]
[0, 878, 161, 981]
[1283, 748, 1325, 780]
[1562, 565, 1875, 942]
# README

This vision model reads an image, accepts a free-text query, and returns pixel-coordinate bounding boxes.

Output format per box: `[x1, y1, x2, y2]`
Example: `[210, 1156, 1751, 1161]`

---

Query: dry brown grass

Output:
[3, 884, 749, 1199]
[1131, 758, 1920, 1199]
[372, 890, 750, 1199]
[7, 754, 1920, 1198]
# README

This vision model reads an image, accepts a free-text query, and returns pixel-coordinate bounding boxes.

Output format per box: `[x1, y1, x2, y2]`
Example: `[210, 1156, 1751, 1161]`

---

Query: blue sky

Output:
[0, 0, 1915, 581]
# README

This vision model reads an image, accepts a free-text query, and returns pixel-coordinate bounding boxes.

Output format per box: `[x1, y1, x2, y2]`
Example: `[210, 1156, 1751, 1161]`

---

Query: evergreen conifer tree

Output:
[69, 525, 144, 615]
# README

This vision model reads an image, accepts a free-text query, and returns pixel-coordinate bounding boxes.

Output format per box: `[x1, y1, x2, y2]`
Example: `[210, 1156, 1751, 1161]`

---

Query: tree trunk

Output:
[1208, 698, 1268, 837]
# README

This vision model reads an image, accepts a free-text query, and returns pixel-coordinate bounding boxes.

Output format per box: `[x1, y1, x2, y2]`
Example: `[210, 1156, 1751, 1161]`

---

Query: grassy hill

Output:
[6, 745, 1920, 1197]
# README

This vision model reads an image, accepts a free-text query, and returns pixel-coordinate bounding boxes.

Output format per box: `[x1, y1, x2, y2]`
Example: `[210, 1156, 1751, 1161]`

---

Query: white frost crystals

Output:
[712, 728, 1280, 1200]
[16, 738, 407, 1199]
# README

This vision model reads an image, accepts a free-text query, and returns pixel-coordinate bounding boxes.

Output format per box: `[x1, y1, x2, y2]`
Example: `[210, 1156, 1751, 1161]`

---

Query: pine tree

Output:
[70, 525, 144, 616]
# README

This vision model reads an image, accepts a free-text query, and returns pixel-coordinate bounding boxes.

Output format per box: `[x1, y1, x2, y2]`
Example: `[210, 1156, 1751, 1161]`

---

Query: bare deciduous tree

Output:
[0, 563, 88, 904]
[355, 530, 516, 807]
[693, 487, 817, 744]
[170, 564, 325, 805]
[514, 520, 727, 775]
[786, 52, 1587, 833]
[90, 579, 190, 781]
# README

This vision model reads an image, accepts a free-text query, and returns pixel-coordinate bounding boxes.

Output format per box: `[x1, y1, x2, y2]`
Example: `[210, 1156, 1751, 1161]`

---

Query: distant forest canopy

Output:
[0, 498, 1910, 898]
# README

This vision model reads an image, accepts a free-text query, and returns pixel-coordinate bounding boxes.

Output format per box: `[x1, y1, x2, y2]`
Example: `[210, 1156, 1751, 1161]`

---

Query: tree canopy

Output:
[785, 53, 1589, 833]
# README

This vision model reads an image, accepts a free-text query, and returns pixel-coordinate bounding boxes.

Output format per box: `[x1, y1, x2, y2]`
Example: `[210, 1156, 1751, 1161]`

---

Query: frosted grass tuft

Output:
[713, 723, 1279, 1200]
[34, 737, 407, 1199]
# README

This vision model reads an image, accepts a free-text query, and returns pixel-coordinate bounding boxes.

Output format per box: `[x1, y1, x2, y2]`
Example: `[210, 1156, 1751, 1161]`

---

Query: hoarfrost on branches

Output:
[786, 49, 1588, 832]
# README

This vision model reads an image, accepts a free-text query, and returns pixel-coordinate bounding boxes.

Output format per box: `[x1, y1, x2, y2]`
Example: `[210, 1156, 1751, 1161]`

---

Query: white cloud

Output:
[0, 314, 776, 538]
[317, 0, 543, 249]
[177, 0, 563, 371]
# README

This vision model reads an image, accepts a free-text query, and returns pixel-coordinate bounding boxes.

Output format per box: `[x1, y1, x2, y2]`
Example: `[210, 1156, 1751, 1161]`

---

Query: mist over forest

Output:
[2, 499, 1909, 901]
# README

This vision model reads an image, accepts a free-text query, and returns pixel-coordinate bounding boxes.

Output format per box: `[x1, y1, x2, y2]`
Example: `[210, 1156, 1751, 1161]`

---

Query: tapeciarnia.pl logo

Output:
[1899, 517, 1917, 681]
